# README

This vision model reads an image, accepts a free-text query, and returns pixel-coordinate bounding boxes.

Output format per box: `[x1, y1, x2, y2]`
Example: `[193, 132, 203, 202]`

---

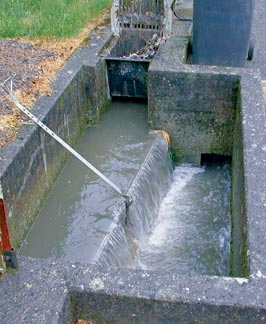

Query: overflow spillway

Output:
[20, 98, 232, 277]
[93, 135, 173, 268]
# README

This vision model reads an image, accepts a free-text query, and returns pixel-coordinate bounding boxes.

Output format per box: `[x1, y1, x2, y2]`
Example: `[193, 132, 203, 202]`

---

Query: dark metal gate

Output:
[106, 58, 149, 98]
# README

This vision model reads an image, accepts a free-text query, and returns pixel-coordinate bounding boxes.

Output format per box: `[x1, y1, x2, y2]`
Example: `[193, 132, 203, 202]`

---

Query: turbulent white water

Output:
[134, 163, 231, 276]
[95, 157, 231, 276]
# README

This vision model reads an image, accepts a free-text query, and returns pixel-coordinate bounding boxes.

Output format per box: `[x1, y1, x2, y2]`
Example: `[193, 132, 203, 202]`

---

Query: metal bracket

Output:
[124, 195, 133, 208]
[4, 248, 18, 269]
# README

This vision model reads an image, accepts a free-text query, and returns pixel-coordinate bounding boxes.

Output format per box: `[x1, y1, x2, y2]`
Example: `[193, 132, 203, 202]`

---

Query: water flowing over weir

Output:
[95, 158, 231, 276]
[93, 137, 173, 268]
[135, 163, 231, 276]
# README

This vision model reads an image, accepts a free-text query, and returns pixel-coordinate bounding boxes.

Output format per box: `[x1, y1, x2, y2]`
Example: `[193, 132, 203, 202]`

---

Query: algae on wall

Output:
[231, 89, 248, 277]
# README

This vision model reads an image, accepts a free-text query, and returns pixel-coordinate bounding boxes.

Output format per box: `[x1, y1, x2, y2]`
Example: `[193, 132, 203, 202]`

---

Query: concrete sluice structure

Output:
[1, 3, 266, 323]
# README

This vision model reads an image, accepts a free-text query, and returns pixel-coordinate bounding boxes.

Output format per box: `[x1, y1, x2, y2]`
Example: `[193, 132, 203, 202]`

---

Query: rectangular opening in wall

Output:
[105, 30, 164, 99]
[201, 153, 232, 166]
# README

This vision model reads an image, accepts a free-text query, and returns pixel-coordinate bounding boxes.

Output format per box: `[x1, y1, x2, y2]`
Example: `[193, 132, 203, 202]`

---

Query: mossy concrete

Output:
[231, 90, 248, 277]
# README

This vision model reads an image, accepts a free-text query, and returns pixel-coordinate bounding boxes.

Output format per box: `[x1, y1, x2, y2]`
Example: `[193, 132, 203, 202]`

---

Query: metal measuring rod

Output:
[1, 77, 133, 207]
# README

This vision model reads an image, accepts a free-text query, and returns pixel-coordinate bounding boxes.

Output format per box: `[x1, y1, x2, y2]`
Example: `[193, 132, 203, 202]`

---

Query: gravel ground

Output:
[0, 39, 58, 147]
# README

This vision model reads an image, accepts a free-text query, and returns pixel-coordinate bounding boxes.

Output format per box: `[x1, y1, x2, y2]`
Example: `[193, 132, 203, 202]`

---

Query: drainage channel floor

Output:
[20, 101, 153, 263]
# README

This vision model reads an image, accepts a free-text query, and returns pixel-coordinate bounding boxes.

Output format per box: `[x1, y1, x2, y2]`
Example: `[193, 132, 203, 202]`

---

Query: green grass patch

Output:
[0, 0, 112, 39]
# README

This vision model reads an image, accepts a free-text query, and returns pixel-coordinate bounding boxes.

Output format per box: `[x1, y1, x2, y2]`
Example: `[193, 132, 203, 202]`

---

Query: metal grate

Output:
[117, 0, 164, 30]
[111, 0, 172, 36]
[119, 0, 164, 15]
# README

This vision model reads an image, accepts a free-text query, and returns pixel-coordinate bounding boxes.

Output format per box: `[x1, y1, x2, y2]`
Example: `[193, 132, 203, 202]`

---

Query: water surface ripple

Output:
[20, 102, 152, 263]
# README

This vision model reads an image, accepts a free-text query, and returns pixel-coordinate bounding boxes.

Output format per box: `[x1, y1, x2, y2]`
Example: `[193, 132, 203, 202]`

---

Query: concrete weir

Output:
[1, 16, 266, 324]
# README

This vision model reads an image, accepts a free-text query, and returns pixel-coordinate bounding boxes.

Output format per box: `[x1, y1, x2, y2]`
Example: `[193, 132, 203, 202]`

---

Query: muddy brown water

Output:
[20, 101, 152, 263]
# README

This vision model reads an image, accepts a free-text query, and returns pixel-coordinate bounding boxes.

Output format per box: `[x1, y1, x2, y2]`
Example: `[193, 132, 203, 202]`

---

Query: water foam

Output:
[148, 165, 204, 248]
[135, 163, 231, 276]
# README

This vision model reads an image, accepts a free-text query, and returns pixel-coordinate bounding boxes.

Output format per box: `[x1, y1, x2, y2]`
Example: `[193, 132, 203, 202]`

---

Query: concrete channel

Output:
[1, 3, 266, 323]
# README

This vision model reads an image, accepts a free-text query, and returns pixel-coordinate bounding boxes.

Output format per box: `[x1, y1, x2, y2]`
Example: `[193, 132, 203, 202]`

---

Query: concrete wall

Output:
[0, 31, 111, 248]
[148, 54, 239, 164]
[70, 288, 266, 324]
[86, 60, 110, 124]
[231, 91, 248, 277]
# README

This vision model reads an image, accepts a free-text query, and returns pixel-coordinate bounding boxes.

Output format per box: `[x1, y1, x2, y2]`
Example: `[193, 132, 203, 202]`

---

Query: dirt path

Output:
[0, 12, 108, 148]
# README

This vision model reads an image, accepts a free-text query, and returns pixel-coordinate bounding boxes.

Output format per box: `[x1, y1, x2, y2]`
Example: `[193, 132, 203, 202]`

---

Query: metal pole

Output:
[0, 188, 12, 252]
[1, 78, 132, 205]
[0, 185, 18, 269]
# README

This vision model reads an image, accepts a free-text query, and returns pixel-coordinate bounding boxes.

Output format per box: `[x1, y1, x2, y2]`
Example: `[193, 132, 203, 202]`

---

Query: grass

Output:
[0, 0, 112, 39]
